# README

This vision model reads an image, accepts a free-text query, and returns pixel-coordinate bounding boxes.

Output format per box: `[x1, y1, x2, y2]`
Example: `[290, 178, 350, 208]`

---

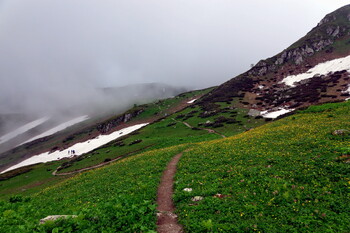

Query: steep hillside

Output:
[200, 4, 350, 114]
[0, 100, 349, 232]
[0, 5, 349, 232]
[0, 83, 187, 153]
[0, 85, 268, 196]
[0, 88, 211, 174]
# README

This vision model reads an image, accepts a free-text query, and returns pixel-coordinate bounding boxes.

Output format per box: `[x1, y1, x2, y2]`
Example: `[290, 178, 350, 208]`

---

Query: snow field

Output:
[0, 117, 49, 144]
[1, 123, 148, 174]
[282, 55, 350, 87]
[187, 99, 197, 104]
[261, 108, 294, 119]
[20, 115, 89, 145]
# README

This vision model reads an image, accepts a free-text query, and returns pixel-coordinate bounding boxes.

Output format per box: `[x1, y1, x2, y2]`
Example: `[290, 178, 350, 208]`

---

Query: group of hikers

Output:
[68, 149, 76, 155]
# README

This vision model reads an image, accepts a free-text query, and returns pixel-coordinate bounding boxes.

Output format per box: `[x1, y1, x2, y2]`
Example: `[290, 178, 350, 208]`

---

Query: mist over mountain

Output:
[0, 1, 346, 118]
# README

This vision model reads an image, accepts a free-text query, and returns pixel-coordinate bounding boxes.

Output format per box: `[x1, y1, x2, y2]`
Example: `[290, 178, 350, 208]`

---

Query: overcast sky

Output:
[0, 0, 348, 114]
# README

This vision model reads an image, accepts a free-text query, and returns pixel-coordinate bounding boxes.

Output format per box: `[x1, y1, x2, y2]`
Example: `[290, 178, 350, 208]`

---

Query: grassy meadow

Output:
[0, 100, 349, 232]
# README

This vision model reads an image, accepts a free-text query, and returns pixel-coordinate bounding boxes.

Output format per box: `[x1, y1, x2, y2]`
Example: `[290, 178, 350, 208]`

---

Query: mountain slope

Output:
[200, 4, 350, 113]
[0, 99, 349, 232]
[0, 5, 350, 232]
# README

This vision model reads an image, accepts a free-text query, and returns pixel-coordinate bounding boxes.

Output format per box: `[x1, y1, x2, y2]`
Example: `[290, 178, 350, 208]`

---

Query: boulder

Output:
[332, 129, 350, 136]
[191, 196, 204, 202]
[40, 215, 78, 224]
[183, 188, 193, 192]
[248, 109, 261, 117]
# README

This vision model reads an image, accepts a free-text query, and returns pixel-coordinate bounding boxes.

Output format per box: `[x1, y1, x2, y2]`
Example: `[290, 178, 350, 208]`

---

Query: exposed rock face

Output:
[318, 15, 336, 26]
[249, 38, 333, 76]
[274, 40, 332, 66]
[327, 25, 340, 37]
[123, 113, 133, 123]
[97, 109, 144, 134]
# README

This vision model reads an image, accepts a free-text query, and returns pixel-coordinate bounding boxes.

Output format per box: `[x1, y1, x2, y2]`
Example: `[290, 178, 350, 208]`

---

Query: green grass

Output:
[0, 161, 70, 198]
[172, 98, 266, 137]
[0, 145, 190, 232]
[133, 87, 214, 121]
[1, 98, 349, 232]
[58, 117, 219, 173]
[0, 87, 215, 196]
[174, 101, 350, 232]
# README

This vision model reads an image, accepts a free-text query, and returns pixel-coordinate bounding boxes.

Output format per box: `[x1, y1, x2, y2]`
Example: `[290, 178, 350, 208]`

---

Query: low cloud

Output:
[0, 0, 347, 117]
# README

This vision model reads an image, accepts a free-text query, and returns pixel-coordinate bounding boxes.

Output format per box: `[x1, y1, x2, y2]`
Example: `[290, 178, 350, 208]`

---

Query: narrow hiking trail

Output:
[156, 153, 183, 233]
[52, 145, 154, 176]
[52, 155, 124, 176]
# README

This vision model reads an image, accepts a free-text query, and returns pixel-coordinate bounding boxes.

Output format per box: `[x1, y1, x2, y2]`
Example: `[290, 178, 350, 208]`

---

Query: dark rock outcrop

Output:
[96, 109, 144, 134]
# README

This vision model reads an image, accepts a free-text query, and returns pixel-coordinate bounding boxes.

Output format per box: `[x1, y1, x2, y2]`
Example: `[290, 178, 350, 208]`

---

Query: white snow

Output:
[281, 55, 350, 87]
[20, 115, 89, 145]
[1, 123, 148, 174]
[345, 85, 350, 94]
[261, 108, 294, 119]
[187, 99, 197, 104]
[0, 117, 49, 144]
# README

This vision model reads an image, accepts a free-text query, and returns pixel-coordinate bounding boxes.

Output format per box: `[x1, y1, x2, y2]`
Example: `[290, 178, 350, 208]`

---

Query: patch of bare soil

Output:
[156, 153, 183, 233]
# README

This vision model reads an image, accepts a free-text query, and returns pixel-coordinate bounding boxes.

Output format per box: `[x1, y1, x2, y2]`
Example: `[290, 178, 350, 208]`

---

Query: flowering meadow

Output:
[174, 101, 350, 232]
[0, 145, 188, 232]
[0, 101, 349, 232]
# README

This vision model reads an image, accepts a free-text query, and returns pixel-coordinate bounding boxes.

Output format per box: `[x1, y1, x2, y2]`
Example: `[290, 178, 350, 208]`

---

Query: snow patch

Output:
[261, 108, 294, 119]
[187, 99, 197, 104]
[0, 117, 49, 144]
[1, 123, 148, 174]
[345, 84, 350, 94]
[281, 55, 350, 87]
[20, 115, 89, 145]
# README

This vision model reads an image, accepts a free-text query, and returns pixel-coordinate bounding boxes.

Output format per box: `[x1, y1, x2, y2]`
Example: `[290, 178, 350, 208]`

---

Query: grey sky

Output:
[0, 0, 348, 115]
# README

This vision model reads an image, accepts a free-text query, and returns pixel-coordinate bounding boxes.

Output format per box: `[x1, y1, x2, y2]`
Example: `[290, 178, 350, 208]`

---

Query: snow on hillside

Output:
[1, 123, 148, 174]
[20, 115, 89, 145]
[345, 85, 350, 101]
[282, 55, 350, 87]
[187, 99, 197, 104]
[0, 117, 49, 144]
[261, 108, 294, 119]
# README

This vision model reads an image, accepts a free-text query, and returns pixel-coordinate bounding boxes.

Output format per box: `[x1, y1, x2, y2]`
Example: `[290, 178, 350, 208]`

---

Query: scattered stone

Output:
[214, 193, 224, 198]
[191, 196, 203, 202]
[183, 188, 193, 192]
[248, 109, 261, 117]
[332, 129, 349, 136]
[157, 211, 178, 220]
[40, 215, 78, 224]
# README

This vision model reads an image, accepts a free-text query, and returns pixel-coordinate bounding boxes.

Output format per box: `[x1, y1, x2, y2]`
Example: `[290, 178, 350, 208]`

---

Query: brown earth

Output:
[156, 153, 183, 233]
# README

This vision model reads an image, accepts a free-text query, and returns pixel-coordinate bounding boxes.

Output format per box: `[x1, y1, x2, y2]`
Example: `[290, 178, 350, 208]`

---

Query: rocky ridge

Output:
[200, 4, 350, 114]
